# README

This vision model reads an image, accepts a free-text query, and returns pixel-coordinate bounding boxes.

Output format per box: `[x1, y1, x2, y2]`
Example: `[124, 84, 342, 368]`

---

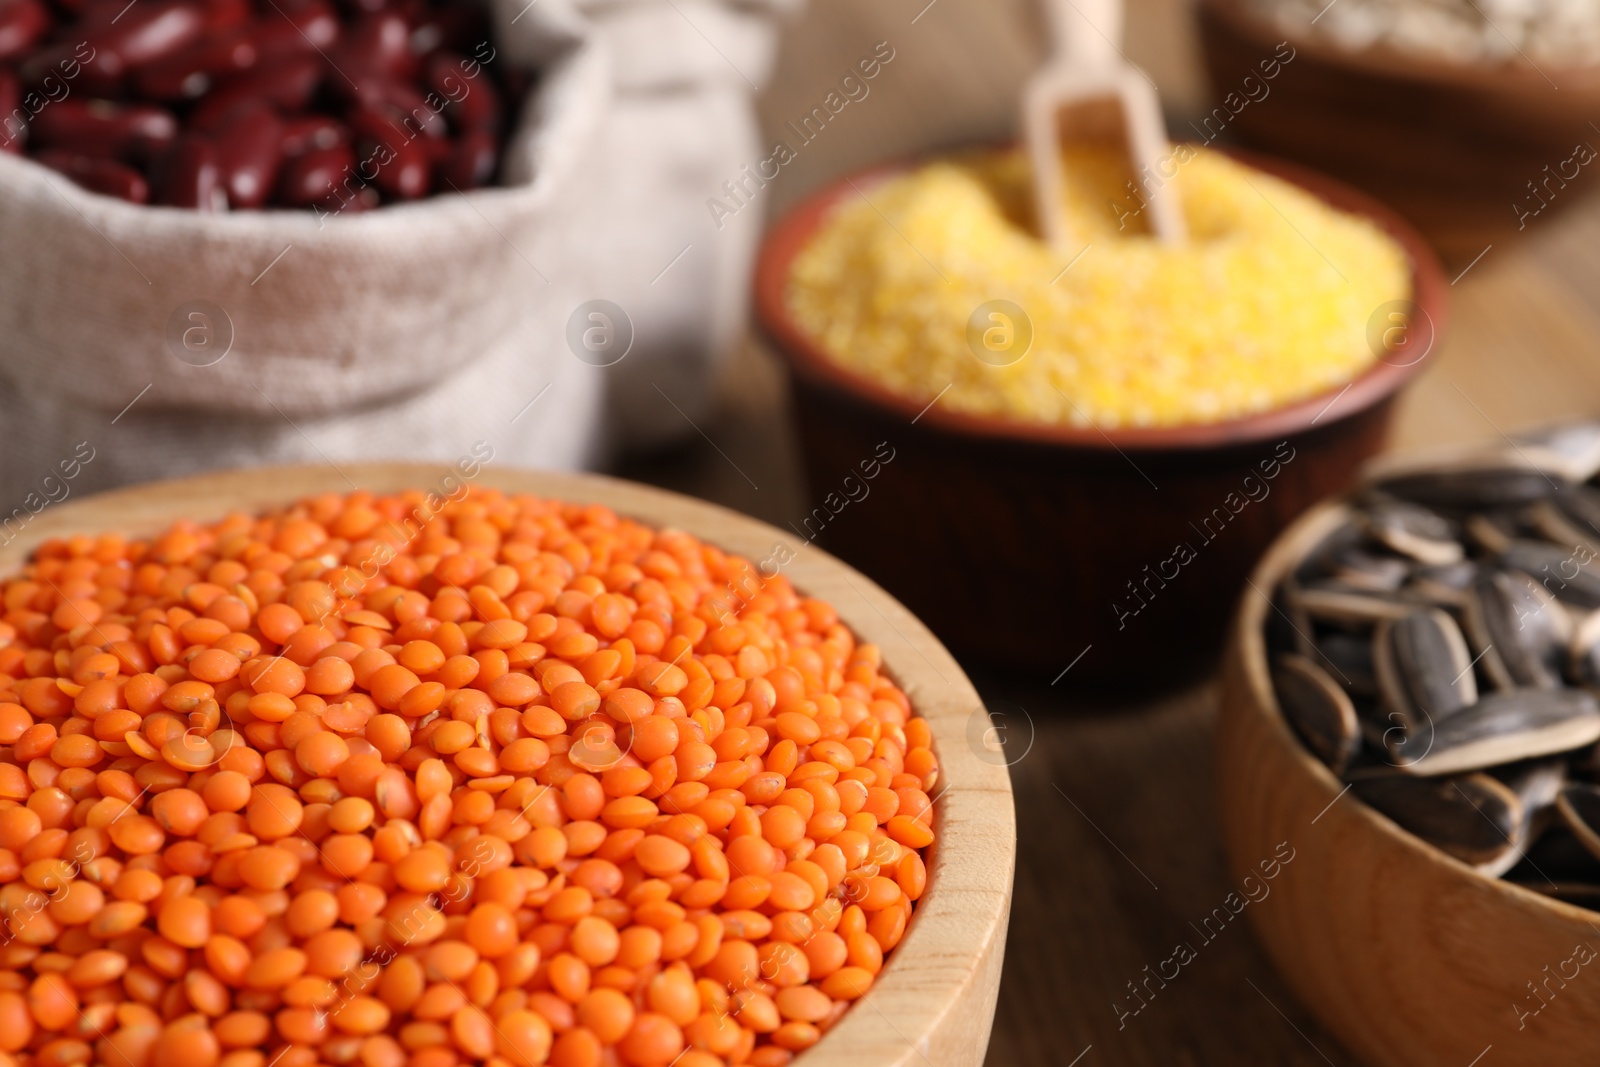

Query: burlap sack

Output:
[0, 0, 790, 514]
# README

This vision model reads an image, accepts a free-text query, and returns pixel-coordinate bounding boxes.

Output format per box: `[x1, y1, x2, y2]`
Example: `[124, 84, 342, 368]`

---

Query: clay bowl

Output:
[1198, 0, 1600, 267]
[753, 151, 1446, 684]
[0, 464, 1016, 1067]
[1218, 501, 1600, 1066]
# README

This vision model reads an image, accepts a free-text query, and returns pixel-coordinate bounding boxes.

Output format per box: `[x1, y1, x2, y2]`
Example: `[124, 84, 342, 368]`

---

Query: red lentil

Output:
[0, 489, 939, 1067]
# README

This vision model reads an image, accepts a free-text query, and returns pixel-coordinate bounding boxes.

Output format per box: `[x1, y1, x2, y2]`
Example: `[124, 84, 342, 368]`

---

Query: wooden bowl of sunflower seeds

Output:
[1219, 421, 1600, 1067]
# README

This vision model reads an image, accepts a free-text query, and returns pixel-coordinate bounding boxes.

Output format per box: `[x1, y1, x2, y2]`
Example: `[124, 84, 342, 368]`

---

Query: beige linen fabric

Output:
[0, 0, 792, 511]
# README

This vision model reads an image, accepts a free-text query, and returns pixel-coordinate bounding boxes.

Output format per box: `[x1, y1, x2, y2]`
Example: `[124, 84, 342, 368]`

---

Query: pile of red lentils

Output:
[0, 489, 938, 1067]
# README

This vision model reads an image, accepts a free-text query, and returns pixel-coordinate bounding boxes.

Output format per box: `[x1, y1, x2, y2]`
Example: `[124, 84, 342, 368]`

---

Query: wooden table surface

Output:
[617, 1, 1600, 1063]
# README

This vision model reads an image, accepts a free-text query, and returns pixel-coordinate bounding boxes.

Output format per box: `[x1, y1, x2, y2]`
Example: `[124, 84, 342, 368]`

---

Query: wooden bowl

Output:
[1218, 502, 1600, 1067]
[754, 152, 1446, 684]
[1, 464, 1016, 1067]
[1198, 0, 1600, 267]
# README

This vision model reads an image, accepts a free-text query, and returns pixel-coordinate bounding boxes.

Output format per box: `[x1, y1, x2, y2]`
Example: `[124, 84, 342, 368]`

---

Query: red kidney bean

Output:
[36, 149, 150, 202]
[135, 25, 257, 99]
[347, 100, 396, 140]
[19, 39, 111, 93]
[78, 0, 207, 86]
[188, 53, 321, 129]
[199, 0, 250, 32]
[363, 125, 428, 198]
[351, 76, 445, 138]
[308, 159, 376, 216]
[423, 131, 452, 165]
[0, 0, 50, 62]
[31, 99, 178, 159]
[278, 140, 352, 205]
[332, 11, 413, 81]
[154, 133, 222, 208]
[280, 114, 346, 156]
[256, 0, 339, 60]
[439, 127, 494, 190]
[0, 68, 22, 153]
[76, 0, 137, 29]
[212, 103, 282, 207]
[426, 51, 498, 134]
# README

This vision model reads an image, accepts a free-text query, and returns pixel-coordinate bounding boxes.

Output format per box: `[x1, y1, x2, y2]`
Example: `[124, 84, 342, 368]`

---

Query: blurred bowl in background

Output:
[1198, 0, 1600, 267]
[754, 151, 1445, 684]
[1218, 501, 1600, 1067]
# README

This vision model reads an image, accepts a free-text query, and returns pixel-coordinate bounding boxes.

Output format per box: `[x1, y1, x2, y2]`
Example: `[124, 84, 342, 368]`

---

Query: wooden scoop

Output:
[1023, 0, 1186, 250]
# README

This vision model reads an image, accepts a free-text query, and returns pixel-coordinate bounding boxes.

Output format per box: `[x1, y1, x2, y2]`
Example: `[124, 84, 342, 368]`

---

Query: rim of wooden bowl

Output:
[0, 464, 1017, 1067]
[1200, 0, 1600, 90]
[1234, 497, 1600, 926]
[754, 146, 1447, 454]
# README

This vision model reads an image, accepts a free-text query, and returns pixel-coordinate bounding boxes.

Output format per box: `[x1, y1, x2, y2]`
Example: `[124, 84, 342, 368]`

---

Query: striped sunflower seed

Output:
[1500, 540, 1600, 610]
[1463, 569, 1570, 691]
[1310, 630, 1377, 696]
[1406, 560, 1478, 609]
[1388, 689, 1600, 777]
[1530, 485, 1600, 555]
[1374, 608, 1477, 738]
[1353, 772, 1524, 870]
[1372, 467, 1564, 513]
[1330, 546, 1413, 592]
[1273, 654, 1360, 775]
[1293, 584, 1419, 629]
[1363, 501, 1464, 566]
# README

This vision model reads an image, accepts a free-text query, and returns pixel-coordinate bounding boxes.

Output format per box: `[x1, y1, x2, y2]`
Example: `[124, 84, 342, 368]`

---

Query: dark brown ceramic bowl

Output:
[754, 150, 1447, 684]
[1198, 0, 1600, 267]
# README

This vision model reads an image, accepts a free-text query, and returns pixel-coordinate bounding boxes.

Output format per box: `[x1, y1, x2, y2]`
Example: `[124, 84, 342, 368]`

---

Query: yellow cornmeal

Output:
[785, 147, 1412, 429]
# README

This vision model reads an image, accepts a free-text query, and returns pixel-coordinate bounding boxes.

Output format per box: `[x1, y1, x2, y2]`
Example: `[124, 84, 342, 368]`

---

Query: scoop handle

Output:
[1048, 0, 1122, 70]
